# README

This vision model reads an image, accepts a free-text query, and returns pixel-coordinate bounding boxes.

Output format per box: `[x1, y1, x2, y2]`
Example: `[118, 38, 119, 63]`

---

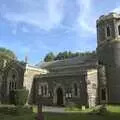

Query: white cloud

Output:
[1, 0, 64, 31]
[112, 6, 120, 13]
[76, 0, 96, 34]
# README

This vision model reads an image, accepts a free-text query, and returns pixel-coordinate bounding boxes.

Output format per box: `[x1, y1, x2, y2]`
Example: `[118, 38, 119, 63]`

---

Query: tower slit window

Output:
[74, 83, 78, 96]
[101, 88, 106, 101]
[44, 85, 47, 95]
[106, 26, 111, 37]
[118, 25, 120, 35]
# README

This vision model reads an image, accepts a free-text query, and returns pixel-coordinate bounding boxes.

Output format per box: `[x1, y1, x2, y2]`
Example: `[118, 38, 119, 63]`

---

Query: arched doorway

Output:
[57, 88, 63, 106]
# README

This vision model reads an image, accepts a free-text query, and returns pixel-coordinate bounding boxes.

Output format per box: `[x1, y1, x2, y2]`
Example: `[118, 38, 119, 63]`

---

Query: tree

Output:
[0, 47, 16, 70]
[44, 51, 96, 62]
[54, 52, 65, 60]
[44, 52, 55, 62]
[0, 48, 16, 59]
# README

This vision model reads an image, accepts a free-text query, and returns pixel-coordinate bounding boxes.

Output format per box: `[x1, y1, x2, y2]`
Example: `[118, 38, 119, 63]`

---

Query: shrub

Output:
[14, 88, 29, 105]
[0, 105, 16, 115]
[65, 102, 76, 110]
[15, 106, 33, 115]
[0, 105, 33, 115]
[91, 105, 108, 115]
[9, 90, 15, 104]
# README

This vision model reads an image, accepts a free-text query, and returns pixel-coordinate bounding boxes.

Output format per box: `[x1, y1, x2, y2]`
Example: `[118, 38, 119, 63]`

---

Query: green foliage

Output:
[0, 105, 33, 115]
[91, 105, 108, 115]
[44, 52, 55, 62]
[9, 90, 16, 104]
[0, 105, 16, 115]
[0, 47, 16, 59]
[13, 88, 29, 105]
[107, 105, 120, 113]
[44, 51, 96, 62]
[0, 47, 16, 70]
[1, 105, 120, 120]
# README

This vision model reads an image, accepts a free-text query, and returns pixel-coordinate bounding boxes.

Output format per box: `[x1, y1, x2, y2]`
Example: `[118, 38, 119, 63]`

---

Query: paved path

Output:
[42, 106, 65, 113]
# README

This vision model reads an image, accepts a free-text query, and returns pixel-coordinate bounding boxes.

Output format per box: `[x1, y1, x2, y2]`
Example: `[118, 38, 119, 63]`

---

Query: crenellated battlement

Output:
[97, 12, 120, 24]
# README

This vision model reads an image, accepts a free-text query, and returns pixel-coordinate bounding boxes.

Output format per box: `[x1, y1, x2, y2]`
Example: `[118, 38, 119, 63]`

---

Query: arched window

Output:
[15, 82, 17, 89]
[44, 85, 47, 95]
[106, 26, 111, 37]
[41, 86, 44, 96]
[9, 81, 11, 90]
[38, 83, 48, 96]
[9, 81, 17, 91]
[8, 69, 18, 91]
[74, 83, 78, 96]
[11, 81, 14, 89]
[118, 25, 120, 35]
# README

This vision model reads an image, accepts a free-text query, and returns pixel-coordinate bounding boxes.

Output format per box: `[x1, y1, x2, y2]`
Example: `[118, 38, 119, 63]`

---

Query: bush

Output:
[65, 102, 76, 110]
[0, 105, 16, 115]
[14, 88, 29, 105]
[9, 90, 15, 104]
[91, 105, 108, 115]
[0, 105, 33, 115]
[15, 106, 33, 115]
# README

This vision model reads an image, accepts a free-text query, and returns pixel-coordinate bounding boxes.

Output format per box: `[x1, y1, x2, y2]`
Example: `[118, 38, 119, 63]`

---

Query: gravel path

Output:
[42, 106, 65, 113]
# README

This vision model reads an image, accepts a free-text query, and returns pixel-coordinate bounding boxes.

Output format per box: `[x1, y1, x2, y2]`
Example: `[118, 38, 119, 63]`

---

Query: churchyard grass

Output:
[0, 105, 120, 120]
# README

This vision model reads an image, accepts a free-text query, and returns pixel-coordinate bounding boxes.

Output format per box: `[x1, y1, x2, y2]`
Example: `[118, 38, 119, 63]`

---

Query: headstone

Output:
[82, 105, 86, 111]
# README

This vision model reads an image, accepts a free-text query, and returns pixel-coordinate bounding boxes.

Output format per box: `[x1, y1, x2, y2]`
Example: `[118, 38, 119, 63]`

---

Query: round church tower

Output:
[97, 12, 120, 104]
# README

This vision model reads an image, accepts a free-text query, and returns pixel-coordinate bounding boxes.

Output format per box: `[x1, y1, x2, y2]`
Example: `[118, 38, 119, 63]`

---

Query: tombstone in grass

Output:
[36, 96, 44, 120]
[82, 105, 86, 111]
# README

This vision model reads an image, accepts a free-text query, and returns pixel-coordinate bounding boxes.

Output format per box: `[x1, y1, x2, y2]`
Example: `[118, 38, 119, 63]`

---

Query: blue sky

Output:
[0, 0, 119, 64]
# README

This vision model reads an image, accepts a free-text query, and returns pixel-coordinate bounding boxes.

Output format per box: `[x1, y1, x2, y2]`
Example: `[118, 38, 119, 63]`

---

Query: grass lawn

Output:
[44, 112, 120, 120]
[0, 105, 120, 120]
[0, 113, 36, 120]
[1, 112, 120, 120]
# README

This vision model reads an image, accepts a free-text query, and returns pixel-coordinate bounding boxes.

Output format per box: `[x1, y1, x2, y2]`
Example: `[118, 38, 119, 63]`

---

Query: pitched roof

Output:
[39, 55, 97, 69]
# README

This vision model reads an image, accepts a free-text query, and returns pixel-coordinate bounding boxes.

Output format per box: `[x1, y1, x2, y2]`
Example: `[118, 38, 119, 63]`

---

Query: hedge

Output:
[9, 88, 29, 105]
[0, 105, 33, 115]
[14, 88, 29, 105]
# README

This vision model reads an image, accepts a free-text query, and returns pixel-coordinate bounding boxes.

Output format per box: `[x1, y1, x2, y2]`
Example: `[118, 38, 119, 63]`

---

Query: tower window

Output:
[74, 83, 78, 96]
[101, 88, 106, 101]
[118, 25, 120, 35]
[44, 85, 47, 95]
[106, 26, 111, 37]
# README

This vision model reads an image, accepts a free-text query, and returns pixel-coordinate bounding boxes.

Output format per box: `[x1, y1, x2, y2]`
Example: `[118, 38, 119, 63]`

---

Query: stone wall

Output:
[23, 64, 47, 104]
[87, 69, 98, 107]
[34, 73, 88, 106]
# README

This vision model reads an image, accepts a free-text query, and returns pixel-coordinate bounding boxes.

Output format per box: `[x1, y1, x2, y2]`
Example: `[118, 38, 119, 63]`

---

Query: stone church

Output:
[1, 12, 120, 108]
[0, 55, 97, 108]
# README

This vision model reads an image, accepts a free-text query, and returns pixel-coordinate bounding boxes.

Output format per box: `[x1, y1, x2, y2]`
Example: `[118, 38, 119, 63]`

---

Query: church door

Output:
[57, 88, 63, 106]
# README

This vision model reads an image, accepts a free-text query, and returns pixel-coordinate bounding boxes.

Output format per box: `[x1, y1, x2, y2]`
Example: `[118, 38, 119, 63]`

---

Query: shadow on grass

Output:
[43, 112, 120, 120]
[1, 108, 120, 120]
